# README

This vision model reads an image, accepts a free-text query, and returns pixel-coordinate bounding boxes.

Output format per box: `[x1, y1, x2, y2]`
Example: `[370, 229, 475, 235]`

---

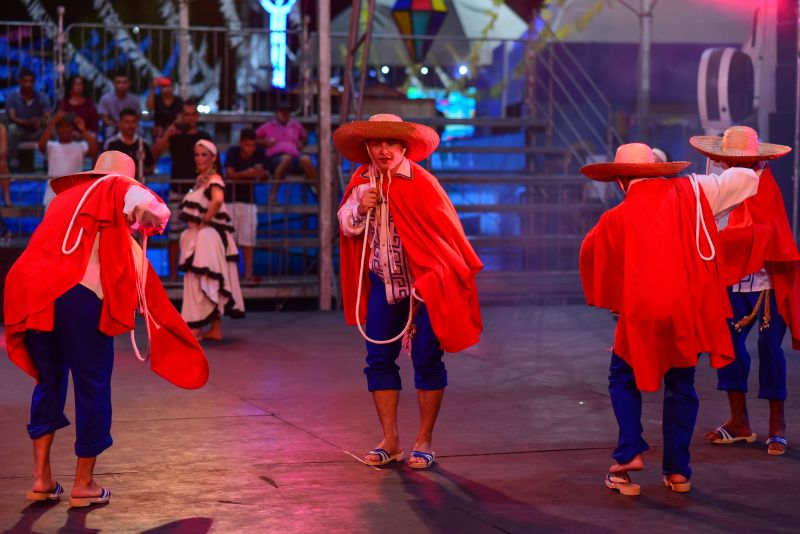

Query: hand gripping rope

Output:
[353, 161, 424, 345]
[61, 174, 157, 362]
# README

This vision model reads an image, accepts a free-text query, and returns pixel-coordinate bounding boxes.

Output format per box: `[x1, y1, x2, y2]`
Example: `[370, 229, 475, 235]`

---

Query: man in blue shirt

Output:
[7, 68, 51, 171]
[224, 128, 269, 282]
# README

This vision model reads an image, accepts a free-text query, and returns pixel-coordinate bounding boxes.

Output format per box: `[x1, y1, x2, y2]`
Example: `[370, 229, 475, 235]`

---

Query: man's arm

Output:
[151, 124, 176, 159]
[75, 116, 99, 157]
[123, 185, 171, 236]
[37, 113, 59, 154]
[694, 165, 761, 217]
[97, 95, 116, 129]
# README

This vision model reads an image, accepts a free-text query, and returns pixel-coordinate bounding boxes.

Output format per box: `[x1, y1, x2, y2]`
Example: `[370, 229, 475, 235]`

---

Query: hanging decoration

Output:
[258, 0, 298, 89]
[391, 0, 448, 64]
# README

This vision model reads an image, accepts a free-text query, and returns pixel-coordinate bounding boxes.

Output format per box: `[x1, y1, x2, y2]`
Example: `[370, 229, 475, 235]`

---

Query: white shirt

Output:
[80, 185, 171, 299]
[46, 140, 89, 177]
[338, 159, 414, 303]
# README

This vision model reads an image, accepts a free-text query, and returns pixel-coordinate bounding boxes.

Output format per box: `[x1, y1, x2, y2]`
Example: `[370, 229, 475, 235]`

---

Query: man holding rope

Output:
[4, 151, 207, 507]
[335, 114, 483, 469]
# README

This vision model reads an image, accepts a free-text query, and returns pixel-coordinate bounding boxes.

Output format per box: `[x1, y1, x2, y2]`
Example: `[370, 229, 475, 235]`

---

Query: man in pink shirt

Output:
[255, 103, 317, 204]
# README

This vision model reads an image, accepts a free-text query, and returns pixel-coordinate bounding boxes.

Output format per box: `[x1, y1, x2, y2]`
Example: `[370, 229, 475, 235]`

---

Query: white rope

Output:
[60, 173, 155, 361]
[353, 159, 423, 345]
[689, 173, 716, 261]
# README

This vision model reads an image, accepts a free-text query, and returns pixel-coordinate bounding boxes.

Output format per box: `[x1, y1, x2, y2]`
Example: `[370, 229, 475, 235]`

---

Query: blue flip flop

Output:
[26, 482, 64, 501]
[408, 450, 435, 469]
[364, 448, 403, 466]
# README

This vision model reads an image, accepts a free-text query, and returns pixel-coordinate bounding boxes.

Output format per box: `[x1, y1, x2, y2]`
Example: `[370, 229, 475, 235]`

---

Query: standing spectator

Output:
[146, 77, 183, 141]
[224, 128, 269, 282]
[255, 103, 317, 204]
[0, 124, 10, 206]
[103, 108, 154, 181]
[38, 111, 99, 209]
[7, 68, 51, 171]
[152, 99, 212, 281]
[59, 75, 99, 134]
[97, 74, 139, 140]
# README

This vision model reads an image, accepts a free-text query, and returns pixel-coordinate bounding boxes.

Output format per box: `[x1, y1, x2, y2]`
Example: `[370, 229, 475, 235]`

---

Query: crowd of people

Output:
[1, 68, 320, 341]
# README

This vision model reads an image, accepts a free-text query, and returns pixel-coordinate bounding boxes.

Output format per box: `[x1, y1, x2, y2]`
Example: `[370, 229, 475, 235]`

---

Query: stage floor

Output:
[1, 305, 798, 533]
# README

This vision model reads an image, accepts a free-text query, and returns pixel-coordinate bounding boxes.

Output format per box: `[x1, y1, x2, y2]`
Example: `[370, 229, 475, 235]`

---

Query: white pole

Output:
[56, 6, 65, 102]
[178, 0, 190, 99]
[318, 0, 333, 311]
[638, 0, 652, 137]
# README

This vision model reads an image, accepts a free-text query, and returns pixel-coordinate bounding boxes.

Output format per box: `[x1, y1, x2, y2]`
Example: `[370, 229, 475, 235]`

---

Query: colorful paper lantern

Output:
[391, 0, 448, 64]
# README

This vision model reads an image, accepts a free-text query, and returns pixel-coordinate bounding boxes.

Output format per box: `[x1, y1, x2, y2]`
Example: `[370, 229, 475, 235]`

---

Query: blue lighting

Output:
[259, 0, 297, 89]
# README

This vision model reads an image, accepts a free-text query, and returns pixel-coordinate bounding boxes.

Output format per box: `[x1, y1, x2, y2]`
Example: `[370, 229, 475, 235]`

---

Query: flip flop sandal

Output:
[26, 482, 64, 501]
[605, 471, 640, 496]
[709, 426, 757, 444]
[69, 487, 111, 508]
[766, 436, 788, 456]
[408, 450, 435, 469]
[364, 448, 403, 466]
[662, 475, 691, 493]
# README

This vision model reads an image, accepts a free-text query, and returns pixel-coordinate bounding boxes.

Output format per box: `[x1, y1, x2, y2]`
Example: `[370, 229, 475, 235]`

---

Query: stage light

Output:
[369, 69, 377, 77]
[381, 65, 390, 75]
[132, 26, 140, 34]
[458, 65, 469, 76]
[258, 0, 298, 89]
[420, 66, 429, 75]
[197, 104, 211, 114]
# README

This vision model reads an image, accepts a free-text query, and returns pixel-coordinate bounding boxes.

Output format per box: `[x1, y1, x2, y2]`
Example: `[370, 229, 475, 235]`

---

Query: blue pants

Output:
[364, 272, 446, 391]
[718, 290, 787, 401]
[608, 353, 698, 479]
[25, 285, 114, 458]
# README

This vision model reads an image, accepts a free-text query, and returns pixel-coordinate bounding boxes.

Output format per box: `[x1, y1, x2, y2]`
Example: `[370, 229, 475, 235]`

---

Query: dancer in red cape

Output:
[4, 151, 207, 507]
[691, 126, 796, 456]
[335, 114, 482, 469]
[579, 142, 760, 496]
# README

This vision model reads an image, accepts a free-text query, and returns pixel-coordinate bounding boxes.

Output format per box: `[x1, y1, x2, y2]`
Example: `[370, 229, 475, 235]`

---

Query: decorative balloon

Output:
[390, 0, 448, 64]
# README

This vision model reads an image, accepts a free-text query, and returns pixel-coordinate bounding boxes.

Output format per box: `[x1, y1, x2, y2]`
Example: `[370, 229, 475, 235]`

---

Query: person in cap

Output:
[691, 126, 797, 456]
[4, 151, 208, 507]
[334, 114, 482, 469]
[146, 76, 183, 142]
[579, 142, 762, 495]
[178, 139, 245, 340]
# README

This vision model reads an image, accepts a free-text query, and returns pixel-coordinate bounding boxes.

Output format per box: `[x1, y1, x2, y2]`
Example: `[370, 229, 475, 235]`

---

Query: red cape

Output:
[339, 162, 483, 353]
[717, 165, 800, 348]
[579, 177, 734, 392]
[4, 176, 208, 389]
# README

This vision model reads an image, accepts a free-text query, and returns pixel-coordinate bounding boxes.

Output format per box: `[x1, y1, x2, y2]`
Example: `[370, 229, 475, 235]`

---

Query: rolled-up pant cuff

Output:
[27, 416, 70, 440]
[758, 388, 787, 401]
[76, 437, 113, 458]
[717, 380, 747, 393]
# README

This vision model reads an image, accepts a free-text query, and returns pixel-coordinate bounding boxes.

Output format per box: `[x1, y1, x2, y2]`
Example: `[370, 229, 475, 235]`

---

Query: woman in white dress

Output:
[179, 139, 245, 339]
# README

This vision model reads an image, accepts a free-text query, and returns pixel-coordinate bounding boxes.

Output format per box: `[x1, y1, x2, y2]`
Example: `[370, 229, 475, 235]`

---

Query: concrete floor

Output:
[0, 305, 798, 533]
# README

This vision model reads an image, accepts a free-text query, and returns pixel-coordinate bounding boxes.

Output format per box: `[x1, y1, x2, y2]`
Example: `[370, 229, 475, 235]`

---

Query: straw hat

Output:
[690, 125, 791, 164]
[50, 150, 136, 194]
[333, 114, 439, 163]
[580, 143, 691, 182]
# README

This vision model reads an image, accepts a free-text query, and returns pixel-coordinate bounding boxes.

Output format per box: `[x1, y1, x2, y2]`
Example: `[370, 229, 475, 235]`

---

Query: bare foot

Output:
[30, 477, 56, 493]
[365, 437, 401, 463]
[71, 479, 105, 499]
[664, 473, 689, 484]
[202, 330, 223, 341]
[609, 453, 644, 474]
[704, 421, 753, 442]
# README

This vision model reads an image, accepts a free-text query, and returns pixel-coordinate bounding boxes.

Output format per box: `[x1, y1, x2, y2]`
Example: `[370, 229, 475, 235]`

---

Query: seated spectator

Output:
[38, 111, 99, 208]
[225, 128, 269, 282]
[98, 74, 140, 140]
[0, 124, 10, 206]
[7, 68, 51, 171]
[255, 103, 317, 204]
[146, 77, 183, 141]
[152, 99, 212, 281]
[104, 108, 154, 181]
[59, 75, 99, 135]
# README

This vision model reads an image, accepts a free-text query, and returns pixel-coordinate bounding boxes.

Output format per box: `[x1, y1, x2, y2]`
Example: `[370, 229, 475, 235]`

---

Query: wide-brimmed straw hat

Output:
[333, 114, 439, 163]
[580, 142, 691, 182]
[690, 125, 791, 164]
[51, 150, 136, 194]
